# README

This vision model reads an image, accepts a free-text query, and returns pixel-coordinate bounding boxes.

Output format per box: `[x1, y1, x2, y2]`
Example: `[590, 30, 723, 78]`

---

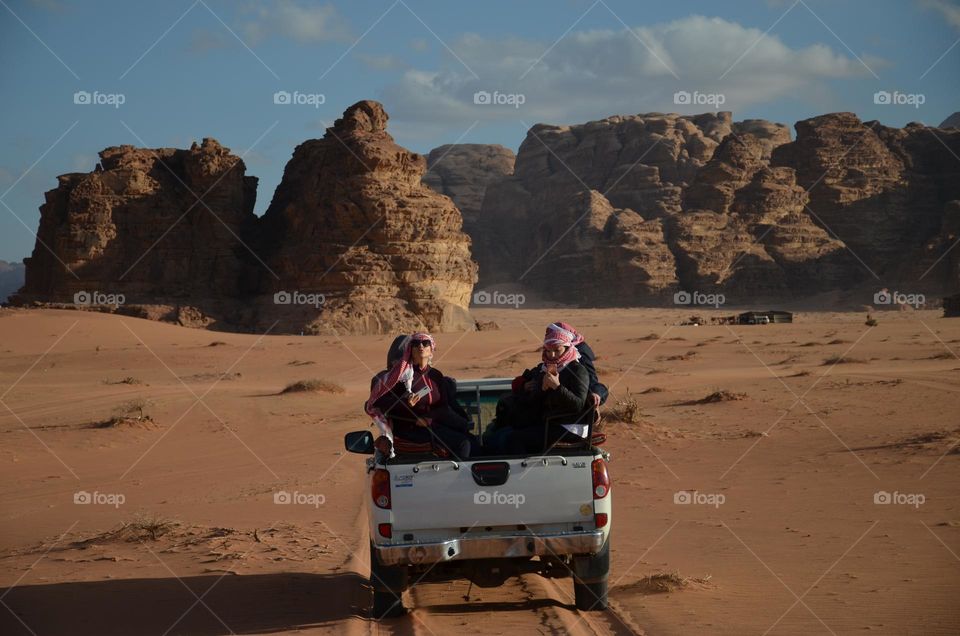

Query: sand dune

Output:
[1, 306, 958, 634]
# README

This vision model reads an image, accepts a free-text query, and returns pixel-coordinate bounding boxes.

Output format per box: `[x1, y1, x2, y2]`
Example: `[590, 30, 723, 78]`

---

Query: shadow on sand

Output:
[0, 571, 369, 635]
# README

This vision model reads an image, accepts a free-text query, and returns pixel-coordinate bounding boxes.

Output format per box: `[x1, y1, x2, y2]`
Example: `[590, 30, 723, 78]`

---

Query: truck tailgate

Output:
[389, 458, 595, 530]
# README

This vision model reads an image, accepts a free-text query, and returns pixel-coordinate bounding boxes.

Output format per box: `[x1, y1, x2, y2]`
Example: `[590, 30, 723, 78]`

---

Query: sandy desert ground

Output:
[0, 306, 958, 635]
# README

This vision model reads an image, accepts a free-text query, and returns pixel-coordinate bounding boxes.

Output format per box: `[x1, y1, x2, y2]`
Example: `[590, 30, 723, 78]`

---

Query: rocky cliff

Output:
[16, 104, 960, 325]
[940, 112, 960, 129]
[253, 100, 478, 334]
[433, 112, 959, 304]
[14, 101, 478, 334]
[422, 144, 515, 228]
[15, 138, 258, 325]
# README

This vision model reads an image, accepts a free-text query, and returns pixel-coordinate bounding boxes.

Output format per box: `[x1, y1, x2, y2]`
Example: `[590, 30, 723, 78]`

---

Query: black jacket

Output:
[514, 361, 590, 426]
[575, 342, 608, 405]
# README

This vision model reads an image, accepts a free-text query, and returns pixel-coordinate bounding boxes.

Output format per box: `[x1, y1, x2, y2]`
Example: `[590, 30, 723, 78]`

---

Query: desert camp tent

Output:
[737, 310, 794, 324]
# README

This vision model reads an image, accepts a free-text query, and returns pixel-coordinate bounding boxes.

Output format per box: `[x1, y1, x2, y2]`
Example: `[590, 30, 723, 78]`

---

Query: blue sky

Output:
[1, 0, 958, 263]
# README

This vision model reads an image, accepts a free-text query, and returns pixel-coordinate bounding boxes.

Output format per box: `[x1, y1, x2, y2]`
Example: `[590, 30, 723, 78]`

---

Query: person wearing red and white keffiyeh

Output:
[548, 321, 608, 408]
[498, 323, 592, 455]
[365, 332, 477, 458]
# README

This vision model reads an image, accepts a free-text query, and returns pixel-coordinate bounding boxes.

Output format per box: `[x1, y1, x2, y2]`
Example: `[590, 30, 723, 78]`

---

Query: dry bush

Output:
[628, 571, 713, 594]
[695, 390, 746, 404]
[822, 356, 867, 365]
[607, 390, 642, 423]
[104, 376, 142, 385]
[281, 378, 345, 394]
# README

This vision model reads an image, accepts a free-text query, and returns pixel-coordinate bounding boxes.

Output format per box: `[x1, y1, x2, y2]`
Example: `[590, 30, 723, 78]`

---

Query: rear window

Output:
[456, 387, 508, 437]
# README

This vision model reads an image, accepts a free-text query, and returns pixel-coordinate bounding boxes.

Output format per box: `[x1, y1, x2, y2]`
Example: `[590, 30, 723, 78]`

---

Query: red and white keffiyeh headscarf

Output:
[542, 322, 581, 370]
[365, 332, 436, 442]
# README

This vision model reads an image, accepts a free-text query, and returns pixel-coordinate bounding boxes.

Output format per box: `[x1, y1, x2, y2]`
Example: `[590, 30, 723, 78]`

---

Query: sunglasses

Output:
[411, 340, 432, 348]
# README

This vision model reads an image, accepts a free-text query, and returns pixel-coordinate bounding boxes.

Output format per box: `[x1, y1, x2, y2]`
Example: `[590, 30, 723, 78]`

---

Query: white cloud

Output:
[240, 1, 351, 44]
[382, 15, 877, 127]
[357, 53, 408, 71]
[919, 0, 960, 30]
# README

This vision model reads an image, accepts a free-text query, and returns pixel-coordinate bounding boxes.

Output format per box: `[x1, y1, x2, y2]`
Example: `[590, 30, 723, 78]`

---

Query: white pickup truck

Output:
[344, 378, 612, 619]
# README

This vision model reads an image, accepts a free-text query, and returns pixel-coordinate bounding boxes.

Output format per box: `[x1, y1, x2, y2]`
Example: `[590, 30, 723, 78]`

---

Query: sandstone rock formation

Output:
[772, 113, 960, 292]
[14, 101, 478, 334]
[15, 138, 258, 324]
[16, 103, 960, 325]
[422, 144, 515, 280]
[451, 111, 959, 305]
[422, 144, 515, 228]
[253, 100, 478, 334]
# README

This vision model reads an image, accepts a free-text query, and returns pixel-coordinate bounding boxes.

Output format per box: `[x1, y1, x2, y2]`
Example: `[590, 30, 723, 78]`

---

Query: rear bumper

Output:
[374, 530, 605, 566]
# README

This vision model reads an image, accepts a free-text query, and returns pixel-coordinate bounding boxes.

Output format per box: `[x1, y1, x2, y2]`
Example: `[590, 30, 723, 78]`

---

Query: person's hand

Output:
[542, 368, 560, 390]
[374, 435, 392, 454]
[407, 392, 421, 406]
[591, 392, 601, 408]
[415, 417, 430, 428]
[523, 380, 536, 392]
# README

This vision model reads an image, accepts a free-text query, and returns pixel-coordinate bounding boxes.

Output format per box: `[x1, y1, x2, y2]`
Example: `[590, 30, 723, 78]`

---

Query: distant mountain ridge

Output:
[0, 260, 25, 303]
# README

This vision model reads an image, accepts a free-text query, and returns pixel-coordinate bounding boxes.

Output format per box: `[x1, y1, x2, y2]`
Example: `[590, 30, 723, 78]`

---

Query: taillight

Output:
[372, 469, 391, 509]
[378, 523, 392, 538]
[595, 513, 608, 529]
[592, 458, 610, 499]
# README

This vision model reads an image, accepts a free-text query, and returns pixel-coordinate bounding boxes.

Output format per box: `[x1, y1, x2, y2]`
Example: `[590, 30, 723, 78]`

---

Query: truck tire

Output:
[574, 578, 608, 611]
[572, 539, 610, 611]
[370, 541, 406, 619]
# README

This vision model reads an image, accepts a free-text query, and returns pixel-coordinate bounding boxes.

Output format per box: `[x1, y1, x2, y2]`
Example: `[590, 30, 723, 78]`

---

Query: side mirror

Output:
[344, 430, 374, 454]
